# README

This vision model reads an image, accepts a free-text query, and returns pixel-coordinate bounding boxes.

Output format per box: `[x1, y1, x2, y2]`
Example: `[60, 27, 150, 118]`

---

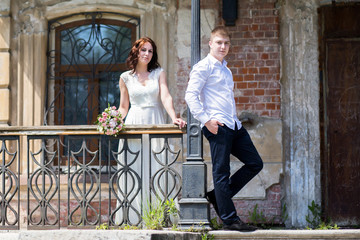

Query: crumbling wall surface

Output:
[279, 0, 321, 228]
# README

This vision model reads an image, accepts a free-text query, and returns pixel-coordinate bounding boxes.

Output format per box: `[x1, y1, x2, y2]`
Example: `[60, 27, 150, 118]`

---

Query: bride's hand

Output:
[172, 118, 187, 129]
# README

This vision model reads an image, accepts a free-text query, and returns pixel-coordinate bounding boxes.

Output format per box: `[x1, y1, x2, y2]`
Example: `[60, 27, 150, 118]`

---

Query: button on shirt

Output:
[185, 54, 242, 130]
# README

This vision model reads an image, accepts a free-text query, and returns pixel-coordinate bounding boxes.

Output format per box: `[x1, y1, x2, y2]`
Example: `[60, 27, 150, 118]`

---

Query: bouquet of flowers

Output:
[95, 104, 124, 137]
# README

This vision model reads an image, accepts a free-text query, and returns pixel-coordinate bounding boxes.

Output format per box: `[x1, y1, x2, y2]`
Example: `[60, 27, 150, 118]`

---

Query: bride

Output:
[114, 37, 186, 225]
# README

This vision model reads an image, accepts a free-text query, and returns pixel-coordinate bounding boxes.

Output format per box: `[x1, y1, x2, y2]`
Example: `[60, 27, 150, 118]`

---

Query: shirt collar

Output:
[207, 54, 227, 67]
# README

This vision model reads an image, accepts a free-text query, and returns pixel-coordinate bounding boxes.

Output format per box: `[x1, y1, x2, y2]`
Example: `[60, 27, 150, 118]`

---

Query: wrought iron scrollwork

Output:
[150, 135, 182, 203]
[27, 137, 60, 229]
[109, 136, 142, 226]
[68, 137, 100, 226]
[0, 137, 20, 229]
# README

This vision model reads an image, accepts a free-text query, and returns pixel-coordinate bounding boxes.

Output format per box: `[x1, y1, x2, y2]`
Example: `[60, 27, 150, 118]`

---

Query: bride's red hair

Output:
[126, 37, 160, 72]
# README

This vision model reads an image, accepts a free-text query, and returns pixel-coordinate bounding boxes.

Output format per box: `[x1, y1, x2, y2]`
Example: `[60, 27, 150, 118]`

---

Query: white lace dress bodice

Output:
[121, 68, 165, 125]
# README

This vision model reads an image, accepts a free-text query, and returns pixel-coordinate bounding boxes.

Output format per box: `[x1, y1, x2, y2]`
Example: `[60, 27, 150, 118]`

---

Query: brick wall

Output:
[224, 0, 280, 118]
[176, 0, 280, 118]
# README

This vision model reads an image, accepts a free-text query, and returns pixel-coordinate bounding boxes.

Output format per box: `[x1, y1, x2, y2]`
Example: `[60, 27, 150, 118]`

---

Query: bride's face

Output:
[137, 42, 153, 66]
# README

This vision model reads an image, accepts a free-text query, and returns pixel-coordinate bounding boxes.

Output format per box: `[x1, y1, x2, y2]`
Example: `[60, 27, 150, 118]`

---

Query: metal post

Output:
[179, 0, 211, 230]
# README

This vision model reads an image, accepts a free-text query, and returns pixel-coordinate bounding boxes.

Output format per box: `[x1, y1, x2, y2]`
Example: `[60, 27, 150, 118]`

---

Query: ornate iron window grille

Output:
[45, 12, 140, 126]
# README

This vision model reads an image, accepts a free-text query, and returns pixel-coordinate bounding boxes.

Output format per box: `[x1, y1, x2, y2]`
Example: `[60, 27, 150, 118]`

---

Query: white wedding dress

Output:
[115, 68, 167, 226]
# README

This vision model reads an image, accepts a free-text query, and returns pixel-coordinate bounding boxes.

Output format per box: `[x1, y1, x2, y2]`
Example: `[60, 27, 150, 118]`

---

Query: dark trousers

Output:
[202, 124, 263, 225]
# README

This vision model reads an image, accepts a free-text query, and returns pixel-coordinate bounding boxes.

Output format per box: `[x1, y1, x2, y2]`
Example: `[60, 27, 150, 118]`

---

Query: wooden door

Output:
[325, 40, 360, 224]
[321, 5, 360, 225]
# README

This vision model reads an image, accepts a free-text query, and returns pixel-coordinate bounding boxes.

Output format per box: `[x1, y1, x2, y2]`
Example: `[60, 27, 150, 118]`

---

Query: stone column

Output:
[0, 0, 11, 126]
[14, 6, 48, 174]
[16, 9, 47, 127]
[279, 0, 322, 228]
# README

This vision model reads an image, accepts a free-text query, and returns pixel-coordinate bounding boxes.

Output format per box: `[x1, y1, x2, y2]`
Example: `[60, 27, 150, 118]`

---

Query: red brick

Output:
[254, 31, 265, 38]
[270, 52, 279, 59]
[260, 53, 269, 59]
[253, 17, 264, 24]
[248, 68, 258, 74]
[233, 75, 244, 82]
[234, 61, 244, 67]
[265, 60, 276, 66]
[259, 82, 270, 88]
[266, 103, 276, 110]
[260, 110, 270, 116]
[249, 96, 260, 103]
[237, 104, 246, 110]
[259, 67, 270, 74]
[244, 61, 255, 67]
[254, 89, 265, 95]
[237, 82, 247, 88]
[265, 89, 277, 95]
[272, 96, 281, 102]
[246, 53, 257, 60]
[265, 17, 276, 24]
[243, 31, 253, 38]
[269, 66, 280, 74]
[265, 74, 278, 81]
[242, 89, 254, 96]
[239, 25, 249, 31]
[265, 31, 275, 38]
[250, 24, 259, 31]
[255, 60, 265, 67]
[239, 68, 248, 74]
[237, 53, 247, 60]
[247, 82, 258, 88]
[255, 103, 265, 110]
[245, 104, 254, 110]
[255, 74, 266, 81]
[244, 74, 255, 81]
[237, 96, 250, 103]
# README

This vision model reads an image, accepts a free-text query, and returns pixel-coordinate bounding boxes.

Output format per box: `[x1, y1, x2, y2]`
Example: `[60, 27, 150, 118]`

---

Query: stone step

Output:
[1, 229, 360, 240]
[209, 229, 360, 240]
[0, 230, 200, 240]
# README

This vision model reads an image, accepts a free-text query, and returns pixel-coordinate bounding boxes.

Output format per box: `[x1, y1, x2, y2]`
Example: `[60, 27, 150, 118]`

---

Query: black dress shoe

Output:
[205, 190, 220, 216]
[223, 219, 258, 232]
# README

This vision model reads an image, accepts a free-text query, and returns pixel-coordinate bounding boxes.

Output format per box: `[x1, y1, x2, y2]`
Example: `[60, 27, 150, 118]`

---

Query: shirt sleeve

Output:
[185, 62, 211, 125]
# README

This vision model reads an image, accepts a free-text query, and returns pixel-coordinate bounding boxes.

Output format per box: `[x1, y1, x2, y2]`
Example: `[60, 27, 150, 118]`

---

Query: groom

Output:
[185, 26, 263, 231]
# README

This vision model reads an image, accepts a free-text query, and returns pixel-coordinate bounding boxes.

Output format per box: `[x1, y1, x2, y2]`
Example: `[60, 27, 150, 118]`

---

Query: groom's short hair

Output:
[210, 26, 230, 40]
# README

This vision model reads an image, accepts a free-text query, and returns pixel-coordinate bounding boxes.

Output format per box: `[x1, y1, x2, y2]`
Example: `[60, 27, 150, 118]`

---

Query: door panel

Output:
[325, 40, 360, 224]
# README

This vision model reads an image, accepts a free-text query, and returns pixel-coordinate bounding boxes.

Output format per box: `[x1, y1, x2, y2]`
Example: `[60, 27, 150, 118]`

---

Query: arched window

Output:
[45, 12, 139, 125]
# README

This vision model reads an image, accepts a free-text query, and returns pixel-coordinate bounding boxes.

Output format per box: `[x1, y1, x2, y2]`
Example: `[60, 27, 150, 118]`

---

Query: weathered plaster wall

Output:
[280, 0, 321, 227]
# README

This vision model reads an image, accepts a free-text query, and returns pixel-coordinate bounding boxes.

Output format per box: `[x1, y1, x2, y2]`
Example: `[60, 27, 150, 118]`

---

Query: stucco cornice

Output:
[44, 4, 144, 20]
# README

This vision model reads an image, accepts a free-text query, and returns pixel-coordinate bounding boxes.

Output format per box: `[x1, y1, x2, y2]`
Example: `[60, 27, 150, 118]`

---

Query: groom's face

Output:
[209, 35, 230, 62]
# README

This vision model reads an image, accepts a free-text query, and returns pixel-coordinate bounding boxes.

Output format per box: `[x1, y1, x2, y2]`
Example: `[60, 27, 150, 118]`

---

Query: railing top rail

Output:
[0, 124, 185, 136]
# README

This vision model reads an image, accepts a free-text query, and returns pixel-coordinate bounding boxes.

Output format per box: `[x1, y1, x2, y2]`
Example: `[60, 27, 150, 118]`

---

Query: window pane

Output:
[99, 71, 122, 111]
[60, 24, 132, 65]
[64, 77, 89, 125]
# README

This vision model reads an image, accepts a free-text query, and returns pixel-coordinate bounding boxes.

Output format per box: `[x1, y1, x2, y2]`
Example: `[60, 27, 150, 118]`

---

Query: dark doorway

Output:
[320, 5, 360, 225]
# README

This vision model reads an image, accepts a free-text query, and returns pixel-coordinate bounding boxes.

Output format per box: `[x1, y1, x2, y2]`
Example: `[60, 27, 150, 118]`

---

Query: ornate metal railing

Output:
[0, 125, 184, 230]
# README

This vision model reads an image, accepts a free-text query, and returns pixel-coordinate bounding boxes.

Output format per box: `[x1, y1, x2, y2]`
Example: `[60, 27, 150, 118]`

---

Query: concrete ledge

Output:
[1, 229, 360, 240]
[209, 229, 360, 239]
[0, 230, 201, 240]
